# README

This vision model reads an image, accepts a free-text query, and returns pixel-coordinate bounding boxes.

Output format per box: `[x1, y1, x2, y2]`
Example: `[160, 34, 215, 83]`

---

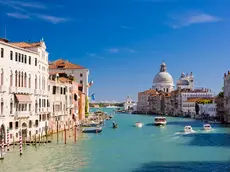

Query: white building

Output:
[224, 71, 230, 123]
[183, 98, 216, 118]
[177, 72, 194, 90]
[49, 59, 89, 97]
[47, 74, 73, 132]
[178, 89, 215, 115]
[152, 62, 174, 93]
[0, 38, 49, 143]
[124, 96, 136, 111]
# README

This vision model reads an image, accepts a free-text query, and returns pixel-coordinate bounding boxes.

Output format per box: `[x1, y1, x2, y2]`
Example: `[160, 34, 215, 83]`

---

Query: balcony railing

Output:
[15, 111, 31, 118]
[9, 87, 33, 94]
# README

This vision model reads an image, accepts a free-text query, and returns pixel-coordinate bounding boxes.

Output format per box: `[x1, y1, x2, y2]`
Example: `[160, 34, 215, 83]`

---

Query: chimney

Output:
[228, 71, 230, 75]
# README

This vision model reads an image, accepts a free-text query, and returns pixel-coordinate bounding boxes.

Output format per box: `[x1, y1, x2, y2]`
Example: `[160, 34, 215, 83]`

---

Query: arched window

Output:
[1, 98, 4, 115]
[10, 98, 13, 114]
[28, 74, 31, 88]
[15, 71, 17, 87]
[18, 72, 20, 87]
[167, 88, 169, 92]
[39, 76, 41, 89]
[21, 72, 24, 87]
[24, 73, 27, 88]
[35, 75, 37, 89]
[10, 71, 13, 87]
[35, 100, 38, 113]
[0, 68, 4, 86]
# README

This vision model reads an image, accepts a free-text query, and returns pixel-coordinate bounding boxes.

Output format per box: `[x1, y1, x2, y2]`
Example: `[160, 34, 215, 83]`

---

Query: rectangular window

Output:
[15, 121, 19, 129]
[24, 55, 27, 64]
[80, 80, 83, 84]
[21, 54, 24, 63]
[10, 51, 13, 60]
[80, 73, 83, 77]
[1, 48, 3, 58]
[35, 120, 38, 126]
[39, 99, 41, 107]
[29, 56, 31, 64]
[35, 58, 37, 66]
[15, 52, 18, 61]
[48, 85, 50, 91]
[60, 87, 63, 94]
[53, 86, 56, 94]
[64, 88, 66, 94]
[9, 122, 13, 130]
[19, 53, 21, 62]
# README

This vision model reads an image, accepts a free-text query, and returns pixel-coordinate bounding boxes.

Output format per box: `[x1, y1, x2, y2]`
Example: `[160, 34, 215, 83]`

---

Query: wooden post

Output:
[35, 134, 37, 146]
[56, 118, 59, 142]
[64, 125, 66, 144]
[74, 124, 76, 143]
[19, 130, 22, 156]
[7, 129, 9, 151]
[13, 136, 15, 148]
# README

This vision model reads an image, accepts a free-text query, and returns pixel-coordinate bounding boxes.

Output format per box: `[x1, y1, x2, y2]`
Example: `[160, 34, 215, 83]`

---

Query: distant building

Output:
[49, 59, 89, 98]
[124, 96, 136, 111]
[152, 62, 174, 93]
[224, 71, 230, 123]
[176, 72, 194, 90]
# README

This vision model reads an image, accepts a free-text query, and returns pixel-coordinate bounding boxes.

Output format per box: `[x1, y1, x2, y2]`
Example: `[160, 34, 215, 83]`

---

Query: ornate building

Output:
[176, 72, 194, 90]
[152, 62, 174, 93]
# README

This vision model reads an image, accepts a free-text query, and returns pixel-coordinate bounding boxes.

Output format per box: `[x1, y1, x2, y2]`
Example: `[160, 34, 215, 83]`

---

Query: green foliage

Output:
[197, 99, 213, 104]
[218, 91, 224, 98]
[85, 97, 89, 114]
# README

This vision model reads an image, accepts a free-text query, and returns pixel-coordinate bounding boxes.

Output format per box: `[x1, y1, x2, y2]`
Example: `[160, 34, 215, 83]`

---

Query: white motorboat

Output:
[154, 117, 167, 126]
[135, 122, 143, 128]
[203, 124, 212, 131]
[184, 126, 195, 133]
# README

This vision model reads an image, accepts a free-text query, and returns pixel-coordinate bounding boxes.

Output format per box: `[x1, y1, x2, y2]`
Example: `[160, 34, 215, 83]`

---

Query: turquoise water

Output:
[1, 108, 230, 172]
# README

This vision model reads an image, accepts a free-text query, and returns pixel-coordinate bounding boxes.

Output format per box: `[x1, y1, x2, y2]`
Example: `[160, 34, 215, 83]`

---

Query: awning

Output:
[15, 94, 32, 103]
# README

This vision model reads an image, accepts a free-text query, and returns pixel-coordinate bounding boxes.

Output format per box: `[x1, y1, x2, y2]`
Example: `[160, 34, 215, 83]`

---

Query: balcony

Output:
[0, 85, 7, 93]
[9, 87, 33, 94]
[15, 111, 31, 118]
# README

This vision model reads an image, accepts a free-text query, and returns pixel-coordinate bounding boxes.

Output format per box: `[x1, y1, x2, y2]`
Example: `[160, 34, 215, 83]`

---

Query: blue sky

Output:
[0, 0, 230, 102]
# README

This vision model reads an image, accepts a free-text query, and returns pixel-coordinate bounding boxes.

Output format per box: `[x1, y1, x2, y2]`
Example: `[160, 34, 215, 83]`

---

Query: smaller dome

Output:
[177, 79, 189, 85]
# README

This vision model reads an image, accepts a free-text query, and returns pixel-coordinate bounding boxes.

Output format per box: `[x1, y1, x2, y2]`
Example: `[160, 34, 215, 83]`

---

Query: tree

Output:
[218, 91, 224, 98]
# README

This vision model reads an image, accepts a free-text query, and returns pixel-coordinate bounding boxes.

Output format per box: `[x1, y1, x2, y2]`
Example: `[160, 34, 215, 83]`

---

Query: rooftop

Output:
[49, 59, 86, 69]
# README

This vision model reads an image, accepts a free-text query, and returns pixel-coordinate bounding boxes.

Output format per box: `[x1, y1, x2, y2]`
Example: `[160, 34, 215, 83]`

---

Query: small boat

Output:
[82, 127, 102, 133]
[135, 122, 143, 128]
[203, 124, 212, 131]
[154, 117, 167, 126]
[184, 126, 195, 133]
[113, 121, 118, 128]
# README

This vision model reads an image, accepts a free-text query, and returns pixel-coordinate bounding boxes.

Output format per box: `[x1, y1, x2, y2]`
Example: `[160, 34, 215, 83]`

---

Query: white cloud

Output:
[35, 14, 70, 24]
[0, 0, 46, 9]
[123, 48, 136, 53]
[7, 12, 30, 19]
[169, 13, 222, 29]
[108, 48, 120, 53]
[86, 53, 96, 57]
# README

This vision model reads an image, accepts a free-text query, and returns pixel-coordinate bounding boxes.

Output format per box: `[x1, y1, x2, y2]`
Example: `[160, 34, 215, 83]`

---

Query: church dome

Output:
[153, 72, 174, 84]
[152, 62, 174, 92]
[177, 79, 189, 85]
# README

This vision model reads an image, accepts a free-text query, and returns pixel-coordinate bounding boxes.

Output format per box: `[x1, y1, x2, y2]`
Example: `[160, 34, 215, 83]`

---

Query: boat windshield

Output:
[155, 118, 166, 122]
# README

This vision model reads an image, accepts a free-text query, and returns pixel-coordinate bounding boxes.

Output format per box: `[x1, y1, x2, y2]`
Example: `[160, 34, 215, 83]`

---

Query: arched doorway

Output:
[22, 123, 27, 138]
[0, 124, 5, 144]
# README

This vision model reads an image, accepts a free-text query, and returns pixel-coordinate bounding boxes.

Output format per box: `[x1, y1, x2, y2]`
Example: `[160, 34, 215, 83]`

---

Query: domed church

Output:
[152, 62, 174, 93]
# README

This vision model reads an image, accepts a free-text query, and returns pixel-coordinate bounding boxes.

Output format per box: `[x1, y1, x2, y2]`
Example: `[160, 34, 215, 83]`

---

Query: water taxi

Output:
[154, 117, 167, 126]
[135, 122, 143, 128]
[184, 126, 195, 133]
[82, 127, 102, 133]
[203, 124, 212, 131]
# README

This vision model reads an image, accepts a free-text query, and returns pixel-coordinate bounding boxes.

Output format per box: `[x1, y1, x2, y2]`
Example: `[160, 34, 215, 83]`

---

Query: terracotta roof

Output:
[58, 77, 71, 83]
[49, 59, 85, 69]
[10, 42, 41, 48]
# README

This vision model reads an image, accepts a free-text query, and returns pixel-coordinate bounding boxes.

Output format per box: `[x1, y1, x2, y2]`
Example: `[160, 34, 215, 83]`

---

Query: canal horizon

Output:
[1, 108, 230, 172]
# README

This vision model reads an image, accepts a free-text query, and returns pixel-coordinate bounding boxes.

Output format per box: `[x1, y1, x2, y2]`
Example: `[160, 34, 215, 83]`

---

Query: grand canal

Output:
[1, 108, 230, 172]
